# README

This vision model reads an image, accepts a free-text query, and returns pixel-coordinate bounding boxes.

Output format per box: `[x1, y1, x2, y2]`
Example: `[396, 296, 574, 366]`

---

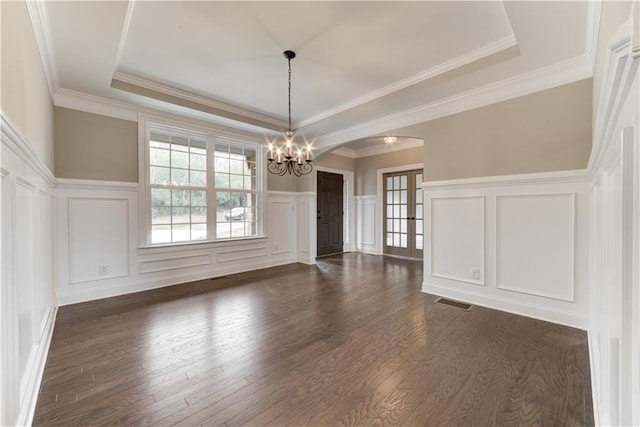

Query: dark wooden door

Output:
[383, 169, 424, 259]
[317, 171, 343, 257]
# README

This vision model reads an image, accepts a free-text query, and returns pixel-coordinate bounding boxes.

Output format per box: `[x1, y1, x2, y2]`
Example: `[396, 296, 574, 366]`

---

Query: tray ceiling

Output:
[43, 1, 595, 151]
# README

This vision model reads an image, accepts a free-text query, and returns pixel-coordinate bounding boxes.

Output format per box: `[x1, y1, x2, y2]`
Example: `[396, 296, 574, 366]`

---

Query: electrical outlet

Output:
[98, 265, 109, 275]
[471, 268, 480, 280]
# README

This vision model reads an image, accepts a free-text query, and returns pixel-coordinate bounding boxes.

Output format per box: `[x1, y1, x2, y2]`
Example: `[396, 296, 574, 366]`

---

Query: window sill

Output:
[138, 235, 269, 255]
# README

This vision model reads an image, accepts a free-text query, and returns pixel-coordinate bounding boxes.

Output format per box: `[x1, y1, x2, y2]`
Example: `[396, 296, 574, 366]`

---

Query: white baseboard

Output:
[296, 255, 316, 265]
[422, 281, 588, 330]
[16, 307, 58, 427]
[587, 328, 603, 426]
[58, 256, 298, 306]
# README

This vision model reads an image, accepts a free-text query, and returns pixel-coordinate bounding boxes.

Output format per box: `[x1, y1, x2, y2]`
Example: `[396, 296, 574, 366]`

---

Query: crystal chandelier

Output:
[267, 50, 313, 176]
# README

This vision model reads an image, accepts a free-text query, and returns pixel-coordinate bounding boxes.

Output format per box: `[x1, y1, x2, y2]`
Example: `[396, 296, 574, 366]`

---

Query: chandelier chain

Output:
[287, 56, 292, 132]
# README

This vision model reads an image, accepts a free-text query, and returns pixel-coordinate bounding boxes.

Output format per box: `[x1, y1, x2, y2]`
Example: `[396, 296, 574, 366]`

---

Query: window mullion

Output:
[207, 136, 216, 240]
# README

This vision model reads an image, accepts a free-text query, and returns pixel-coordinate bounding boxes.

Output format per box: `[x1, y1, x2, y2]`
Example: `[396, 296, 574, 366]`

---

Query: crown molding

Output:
[25, 0, 59, 98]
[297, 34, 518, 128]
[314, 54, 593, 150]
[111, 71, 288, 132]
[332, 137, 423, 159]
[1, 114, 57, 186]
[54, 88, 139, 121]
[53, 88, 282, 138]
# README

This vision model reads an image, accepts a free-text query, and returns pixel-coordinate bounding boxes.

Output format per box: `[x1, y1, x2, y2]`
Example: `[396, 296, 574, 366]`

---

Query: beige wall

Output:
[592, 1, 633, 128]
[267, 152, 355, 192]
[267, 173, 298, 192]
[54, 107, 138, 182]
[354, 146, 423, 196]
[296, 152, 356, 192]
[390, 79, 592, 182]
[1, 1, 55, 170]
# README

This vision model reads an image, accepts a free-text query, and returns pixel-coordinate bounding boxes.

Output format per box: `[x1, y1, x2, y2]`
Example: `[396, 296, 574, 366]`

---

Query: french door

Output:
[383, 170, 423, 259]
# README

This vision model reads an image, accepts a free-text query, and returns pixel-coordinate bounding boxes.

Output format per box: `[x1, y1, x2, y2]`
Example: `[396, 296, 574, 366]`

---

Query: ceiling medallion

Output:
[267, 50, 313, 177]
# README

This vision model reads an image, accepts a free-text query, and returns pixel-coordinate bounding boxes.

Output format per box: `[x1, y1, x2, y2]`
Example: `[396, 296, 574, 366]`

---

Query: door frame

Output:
[376, 163, 424, 256]
[312, 166, 355, 258]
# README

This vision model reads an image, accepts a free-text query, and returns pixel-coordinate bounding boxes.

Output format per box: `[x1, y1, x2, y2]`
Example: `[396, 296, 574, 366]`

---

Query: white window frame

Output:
[138, 114, 265, 248]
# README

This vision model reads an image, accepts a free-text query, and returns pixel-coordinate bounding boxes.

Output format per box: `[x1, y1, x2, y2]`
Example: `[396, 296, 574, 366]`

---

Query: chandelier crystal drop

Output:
[267, 50, 313, 177]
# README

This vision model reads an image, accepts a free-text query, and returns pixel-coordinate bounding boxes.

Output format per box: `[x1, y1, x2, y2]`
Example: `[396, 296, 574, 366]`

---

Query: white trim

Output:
[422, 282, 588, 330]
[495, 193, 576, 302]
[423, 169, 589, 191]
[25, 0, 59, 98]
[112, 1, 136, 78]
[56, 256, 295, 306]
[376, 163, 424, 257]
[56, 178, 138, 192]
[314, 55, 592, 149]
[0, 115, 57, 187]
[331, 137, 424, 159]
[15, 307, 57, 427]
[53, 88, 283, 136]
[137, 114, 267, 248]
[587, 329, 602, 427]
[589, 19, 638, 176]
[586, 0, 603, 72]
[54, 88, 139, 122]
[298, 34, 518, 128]
[113, 71, 288, 131]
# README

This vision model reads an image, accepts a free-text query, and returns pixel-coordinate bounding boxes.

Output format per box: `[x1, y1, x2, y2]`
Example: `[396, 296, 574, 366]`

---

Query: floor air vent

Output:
[435, 297, 472, 311]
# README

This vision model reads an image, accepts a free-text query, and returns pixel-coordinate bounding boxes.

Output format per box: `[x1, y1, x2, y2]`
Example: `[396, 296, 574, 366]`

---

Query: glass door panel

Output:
[383, 169, 423, 258]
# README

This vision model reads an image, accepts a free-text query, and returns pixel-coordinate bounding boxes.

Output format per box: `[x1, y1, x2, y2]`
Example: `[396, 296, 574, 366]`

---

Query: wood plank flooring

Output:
[34, 254, 593, 426]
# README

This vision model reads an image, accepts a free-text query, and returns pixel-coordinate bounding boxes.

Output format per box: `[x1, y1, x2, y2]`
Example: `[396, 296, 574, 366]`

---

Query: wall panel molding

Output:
[495, 193, 576, 301]
[423, 169, 589, 331]
[1, 115, 56, 426]
[430, 196, 485, 286]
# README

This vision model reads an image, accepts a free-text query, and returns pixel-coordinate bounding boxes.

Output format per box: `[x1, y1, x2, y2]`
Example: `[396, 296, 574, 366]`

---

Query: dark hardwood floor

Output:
[34, 253, 593, 426]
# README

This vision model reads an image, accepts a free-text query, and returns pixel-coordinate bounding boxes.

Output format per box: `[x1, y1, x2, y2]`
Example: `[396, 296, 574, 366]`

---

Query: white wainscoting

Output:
[295, 192, 316, 264]
[496, 193, 576, 301]
[355, 195, 378, 255]
[423, 170, 590, 329]
[431, 196, 485, 285]
[1, 115, 57, 427]
[587, 15, 639, 427]
[55, 187, 310, 305]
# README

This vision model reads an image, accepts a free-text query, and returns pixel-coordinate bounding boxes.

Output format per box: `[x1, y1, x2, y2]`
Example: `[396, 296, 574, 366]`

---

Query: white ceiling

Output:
[41, 1, 597, 154]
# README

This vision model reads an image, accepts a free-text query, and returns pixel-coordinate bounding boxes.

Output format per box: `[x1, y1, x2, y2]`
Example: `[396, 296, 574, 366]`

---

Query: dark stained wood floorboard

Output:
[33, 253, 593, 426]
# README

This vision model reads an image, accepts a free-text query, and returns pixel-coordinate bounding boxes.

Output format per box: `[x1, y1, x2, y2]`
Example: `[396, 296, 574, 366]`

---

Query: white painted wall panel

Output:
[269, 200, 292, 255]
[68, 198, 129, 284]
[356, 196, 377, 255]
[14, 180, 35, 393]
[431, 196, 484, 284]
[496, 194, 575, 301]
[2, 116, 57, 427]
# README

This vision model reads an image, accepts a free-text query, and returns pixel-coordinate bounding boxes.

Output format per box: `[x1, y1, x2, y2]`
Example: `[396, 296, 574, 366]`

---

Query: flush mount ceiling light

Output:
[383, 136, 397, 144]
[267, 50, 313, 177]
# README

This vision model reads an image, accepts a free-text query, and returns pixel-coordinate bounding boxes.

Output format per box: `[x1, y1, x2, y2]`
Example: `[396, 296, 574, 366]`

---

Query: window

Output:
[143, 121, 262, 246]
[214, 142, 257, 239]
[149, 131, 207, 244]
